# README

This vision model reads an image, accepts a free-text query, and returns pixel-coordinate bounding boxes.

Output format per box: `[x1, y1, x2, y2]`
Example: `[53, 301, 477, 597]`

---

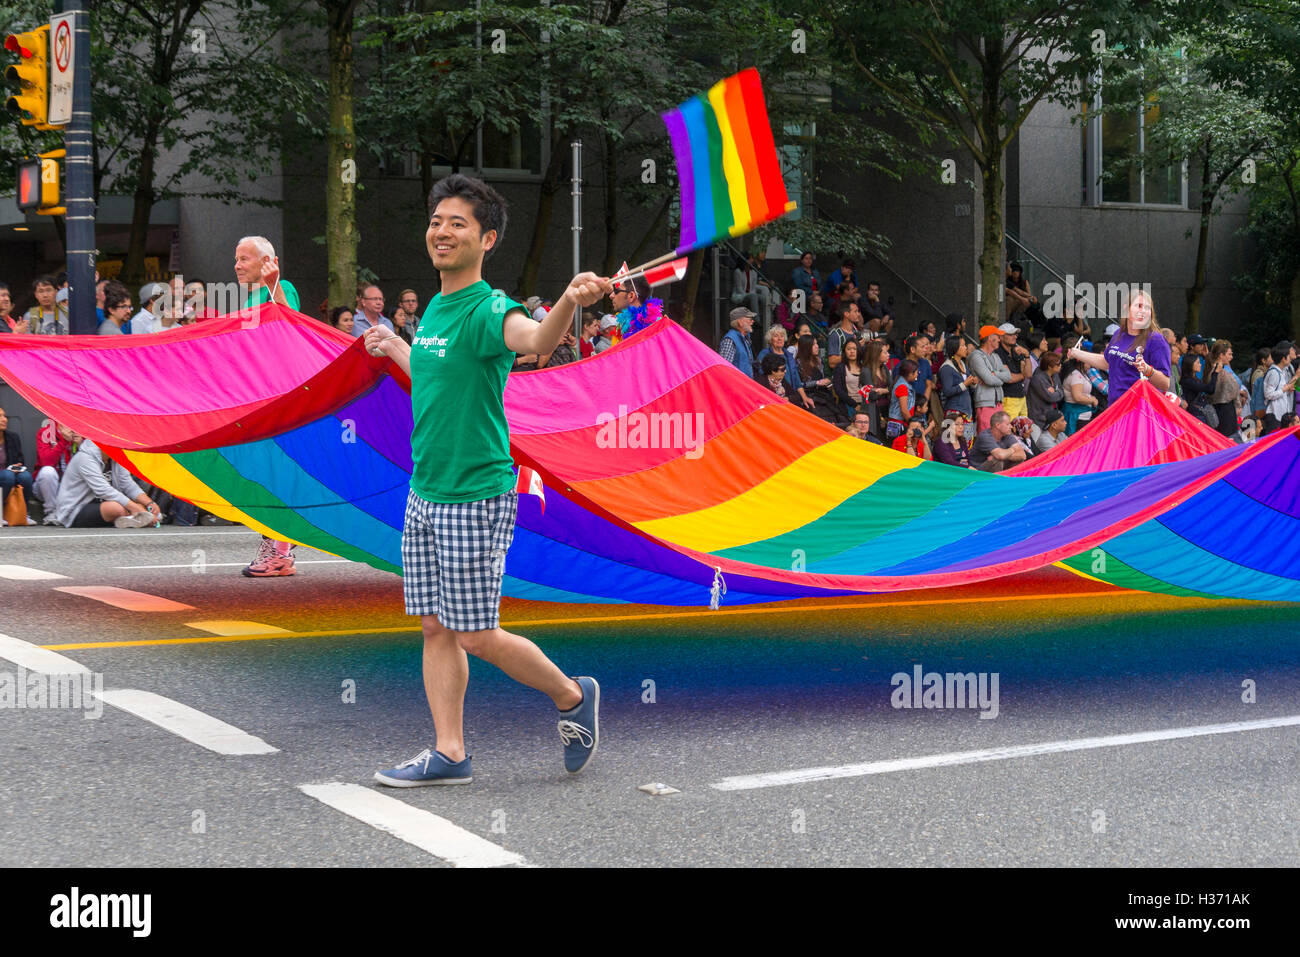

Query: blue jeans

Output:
[0, 467, 35, 509]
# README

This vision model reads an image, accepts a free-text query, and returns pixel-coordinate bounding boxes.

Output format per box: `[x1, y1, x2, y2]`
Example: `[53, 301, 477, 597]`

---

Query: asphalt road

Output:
[1, 526, 1297, 867]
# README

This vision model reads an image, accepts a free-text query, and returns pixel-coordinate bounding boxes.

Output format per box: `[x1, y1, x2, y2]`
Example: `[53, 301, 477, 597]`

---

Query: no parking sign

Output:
[47, 12, 73, 126]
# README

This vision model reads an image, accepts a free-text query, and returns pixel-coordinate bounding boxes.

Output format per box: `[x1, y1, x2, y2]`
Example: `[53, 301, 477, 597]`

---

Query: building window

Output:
[1083, 64, 1186, 207]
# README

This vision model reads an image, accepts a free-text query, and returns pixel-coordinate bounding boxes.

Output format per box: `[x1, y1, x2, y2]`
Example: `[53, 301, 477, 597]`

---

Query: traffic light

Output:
[4, 26, 52, 129]
[15, 149, 64, 215]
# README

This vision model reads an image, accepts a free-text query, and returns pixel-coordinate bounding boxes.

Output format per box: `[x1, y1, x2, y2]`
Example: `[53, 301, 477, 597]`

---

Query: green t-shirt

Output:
[409, 280, 521, 503]
[244, 279, 300, 311]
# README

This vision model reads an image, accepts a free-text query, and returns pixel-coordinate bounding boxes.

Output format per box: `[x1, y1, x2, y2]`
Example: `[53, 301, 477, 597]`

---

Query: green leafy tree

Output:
[1199, 0, 1300, 342]
[1096, 37, 1277, 333]
[819, 0, 1176, 325]
[88, 0, 319, 289]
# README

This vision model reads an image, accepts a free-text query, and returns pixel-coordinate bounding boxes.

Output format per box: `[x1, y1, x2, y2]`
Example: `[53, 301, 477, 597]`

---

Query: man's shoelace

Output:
[556, 720, 594, 749]
[395, 748, 433, 773]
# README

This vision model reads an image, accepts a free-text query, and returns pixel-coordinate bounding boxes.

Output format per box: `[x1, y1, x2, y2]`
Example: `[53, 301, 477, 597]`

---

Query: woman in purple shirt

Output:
[1065, 290, 1171, 403]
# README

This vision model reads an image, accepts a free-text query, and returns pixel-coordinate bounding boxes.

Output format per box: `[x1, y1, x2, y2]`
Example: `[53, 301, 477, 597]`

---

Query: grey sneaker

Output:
[114, 511, 157, 528]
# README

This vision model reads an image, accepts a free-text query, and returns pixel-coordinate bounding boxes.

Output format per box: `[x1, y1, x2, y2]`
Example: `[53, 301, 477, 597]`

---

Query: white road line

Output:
[185, 620, 293, 636]
[53, 586, 196, 612]
[0, 633, 92, 675]
[94, 689, 279, 755]
[117, 560, 348, 569]
[2, 530, 254, 540]
[0, 564, 70, 581]
[711, 714, 1300, 791]
[298, 783, 527, 868]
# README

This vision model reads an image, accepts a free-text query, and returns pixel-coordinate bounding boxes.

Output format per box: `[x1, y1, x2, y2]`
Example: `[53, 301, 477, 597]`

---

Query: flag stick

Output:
[623, 249, 680, 277]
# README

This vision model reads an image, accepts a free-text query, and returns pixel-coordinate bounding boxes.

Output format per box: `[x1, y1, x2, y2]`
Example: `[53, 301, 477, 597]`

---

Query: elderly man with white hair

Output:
[234, 235, 300, 312]
[233, 235, 302, 577]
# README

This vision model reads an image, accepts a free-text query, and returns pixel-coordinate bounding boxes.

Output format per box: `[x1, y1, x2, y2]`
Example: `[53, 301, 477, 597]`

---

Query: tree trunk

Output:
[326, 1, 359, 312]
[120, 122, 160, 292]
[517, 133, 565, 295]
[681, 248, 707, 338]
[1185, 197, 1212, 336]
[977, 34, 1005, 328]
[977, 156, 1005, 328]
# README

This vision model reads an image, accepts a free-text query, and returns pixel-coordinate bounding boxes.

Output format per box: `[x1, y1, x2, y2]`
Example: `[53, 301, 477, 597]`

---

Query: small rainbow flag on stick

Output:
[661, 68, 797, 255]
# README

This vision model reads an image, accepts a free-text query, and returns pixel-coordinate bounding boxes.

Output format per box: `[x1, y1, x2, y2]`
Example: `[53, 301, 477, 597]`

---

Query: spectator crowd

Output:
[714, 249, 1300, 471]
[4, 247, 1300, 532]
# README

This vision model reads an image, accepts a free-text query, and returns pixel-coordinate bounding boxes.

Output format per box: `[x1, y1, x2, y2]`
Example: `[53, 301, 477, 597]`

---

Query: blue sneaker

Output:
[557, 676, 599, 773]
[373, 748, 472, 787]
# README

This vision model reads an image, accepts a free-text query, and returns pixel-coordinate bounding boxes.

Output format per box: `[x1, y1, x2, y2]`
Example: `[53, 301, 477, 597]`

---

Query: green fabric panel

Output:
[700, 98, 734, 237]
[174, 448, 401, 574]
[714, 461, 989, 568]
[1058, 549, 1217, 599]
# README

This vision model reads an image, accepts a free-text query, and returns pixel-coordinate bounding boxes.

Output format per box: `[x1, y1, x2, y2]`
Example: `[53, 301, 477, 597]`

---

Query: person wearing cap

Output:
[25, 275, 68, 335]
[969, 324, 1012, 433]
[995, 322, 1031, 419]
[1033, 408, 1068, 453]
[719, 307, 757, 378]
[1066, 289, 1170, 404]
[128, 283, 167, 334]
[593, 314, 620, 354]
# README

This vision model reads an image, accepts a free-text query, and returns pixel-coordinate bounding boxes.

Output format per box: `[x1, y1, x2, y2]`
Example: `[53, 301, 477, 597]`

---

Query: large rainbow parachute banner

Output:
[1, 306, 1298, 606]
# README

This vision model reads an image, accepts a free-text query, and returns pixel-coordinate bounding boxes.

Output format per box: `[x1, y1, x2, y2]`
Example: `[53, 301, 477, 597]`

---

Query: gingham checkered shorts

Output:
[401, 487, 518, 630]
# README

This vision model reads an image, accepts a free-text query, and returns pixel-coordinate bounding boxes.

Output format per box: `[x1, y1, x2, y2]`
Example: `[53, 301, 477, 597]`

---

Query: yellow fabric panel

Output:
[632, 434, 922, 552]
[122, 450, 313, 549]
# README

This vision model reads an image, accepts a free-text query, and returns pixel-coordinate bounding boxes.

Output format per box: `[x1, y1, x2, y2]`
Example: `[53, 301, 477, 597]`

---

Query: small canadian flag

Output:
[612, 261, 632, 290]
[515, 465, 546, 513]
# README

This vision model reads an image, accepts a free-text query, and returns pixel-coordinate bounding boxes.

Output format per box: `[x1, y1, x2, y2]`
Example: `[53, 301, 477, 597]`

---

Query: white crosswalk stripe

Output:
[299, 783, 527, 867]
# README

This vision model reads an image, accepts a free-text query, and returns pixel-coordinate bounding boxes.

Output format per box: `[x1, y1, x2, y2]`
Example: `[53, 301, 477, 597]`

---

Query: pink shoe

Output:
[242, 539, 297, 577]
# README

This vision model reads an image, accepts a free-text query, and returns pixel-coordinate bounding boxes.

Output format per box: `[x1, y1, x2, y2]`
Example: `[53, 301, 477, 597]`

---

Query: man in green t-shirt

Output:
[233, 235, 302, 578]
[364, 174, 610, 787]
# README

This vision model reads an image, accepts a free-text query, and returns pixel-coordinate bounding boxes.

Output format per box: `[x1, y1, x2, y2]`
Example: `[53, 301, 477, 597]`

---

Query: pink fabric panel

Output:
[505, 322, 731, 435]
[0, 316, 346, 416]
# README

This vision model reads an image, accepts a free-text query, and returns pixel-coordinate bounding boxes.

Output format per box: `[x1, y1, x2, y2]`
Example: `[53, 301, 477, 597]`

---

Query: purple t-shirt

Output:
[1105, 329, 1171, 402]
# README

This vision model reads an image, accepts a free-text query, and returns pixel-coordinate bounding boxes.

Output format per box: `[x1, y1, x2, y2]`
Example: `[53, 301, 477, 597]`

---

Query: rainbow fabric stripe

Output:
[2, 308, 1298, 606]
[661, 68, 796, 254]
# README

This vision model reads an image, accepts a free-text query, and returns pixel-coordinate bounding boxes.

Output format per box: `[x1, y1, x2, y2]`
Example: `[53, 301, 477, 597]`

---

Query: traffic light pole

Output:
[63, 1, 94, 334]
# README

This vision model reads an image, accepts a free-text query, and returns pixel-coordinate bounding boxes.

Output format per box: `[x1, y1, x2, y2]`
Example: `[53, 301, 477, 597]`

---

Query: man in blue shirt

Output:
[826, 258, 858, 294]
[352, 284, 395, 336]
